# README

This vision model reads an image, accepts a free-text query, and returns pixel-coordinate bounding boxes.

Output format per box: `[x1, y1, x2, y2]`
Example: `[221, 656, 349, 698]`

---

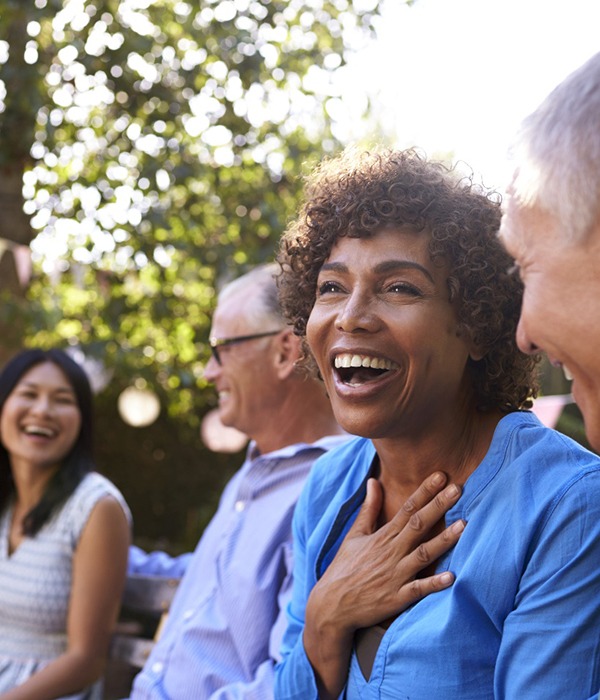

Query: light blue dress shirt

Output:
[128, 546, 192, 579]
[129, 435, 348, 699]
[275, 412, 600, 699]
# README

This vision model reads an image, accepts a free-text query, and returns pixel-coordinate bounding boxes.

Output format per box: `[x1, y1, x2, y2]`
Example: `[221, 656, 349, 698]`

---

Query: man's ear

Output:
[273, 329, 302, 380]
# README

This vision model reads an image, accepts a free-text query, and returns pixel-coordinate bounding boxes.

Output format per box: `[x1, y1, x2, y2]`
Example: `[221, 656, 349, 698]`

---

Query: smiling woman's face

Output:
[0, 361, 81, 471]
[306, 227, 479, 441]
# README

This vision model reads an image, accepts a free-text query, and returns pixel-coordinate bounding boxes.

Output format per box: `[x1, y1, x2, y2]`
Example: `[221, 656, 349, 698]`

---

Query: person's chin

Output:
[574, 386, 600, 452]
[584, 421, 600, 453]
[582, 412, 600, 453]
[216, 402, 235, 427]
[218, 409, 235, 428]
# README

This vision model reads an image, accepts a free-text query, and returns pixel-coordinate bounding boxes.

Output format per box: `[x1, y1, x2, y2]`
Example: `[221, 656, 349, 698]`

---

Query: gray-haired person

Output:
[500, 51, 600, 453]
[127, 264, 348, 699]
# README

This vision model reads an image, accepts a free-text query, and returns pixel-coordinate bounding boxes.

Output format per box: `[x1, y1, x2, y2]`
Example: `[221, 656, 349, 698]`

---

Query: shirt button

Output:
[151, 662, 164, 674]
[234, 500, 245, 512]
[183, 609, 194, 620]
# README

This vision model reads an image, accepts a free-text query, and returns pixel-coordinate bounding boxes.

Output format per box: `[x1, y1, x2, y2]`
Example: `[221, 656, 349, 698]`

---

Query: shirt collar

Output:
[246, 433, 351, 461]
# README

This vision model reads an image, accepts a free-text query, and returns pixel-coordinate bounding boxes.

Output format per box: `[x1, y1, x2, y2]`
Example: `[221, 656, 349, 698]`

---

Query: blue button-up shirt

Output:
[129, 435, 348, 699]
[275, 412, 600, 699]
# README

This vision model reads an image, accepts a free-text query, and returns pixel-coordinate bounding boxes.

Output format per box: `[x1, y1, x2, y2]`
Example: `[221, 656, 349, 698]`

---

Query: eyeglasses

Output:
[209, 330, 283, 365]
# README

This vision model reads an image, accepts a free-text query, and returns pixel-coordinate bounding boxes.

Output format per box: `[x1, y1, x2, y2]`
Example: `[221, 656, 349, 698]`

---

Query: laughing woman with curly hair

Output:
[274, 149, 600, 700]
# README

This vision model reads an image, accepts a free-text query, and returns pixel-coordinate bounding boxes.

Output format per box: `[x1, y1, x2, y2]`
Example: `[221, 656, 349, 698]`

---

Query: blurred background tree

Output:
[0, 0, 584, 551]
[0, 0, 383, 550]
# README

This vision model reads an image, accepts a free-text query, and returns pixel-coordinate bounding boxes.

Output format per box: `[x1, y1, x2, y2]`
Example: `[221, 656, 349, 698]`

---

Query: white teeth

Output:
[334, 353, 398, 371]
[551, 360, 573, 382]
[24, 426, 54, 437]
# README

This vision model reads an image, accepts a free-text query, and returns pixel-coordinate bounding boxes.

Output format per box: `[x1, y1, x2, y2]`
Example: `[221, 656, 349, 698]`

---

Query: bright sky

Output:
[341, 0, 600, 190]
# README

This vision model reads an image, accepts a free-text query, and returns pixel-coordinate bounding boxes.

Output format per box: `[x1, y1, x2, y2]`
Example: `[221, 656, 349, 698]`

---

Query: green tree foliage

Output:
[0, 0, 381, 424]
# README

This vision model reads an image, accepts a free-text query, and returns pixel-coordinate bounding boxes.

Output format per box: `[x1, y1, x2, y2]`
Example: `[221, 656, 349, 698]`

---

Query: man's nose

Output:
[515, 315, 539, 355]
[203, 353, 220, 381]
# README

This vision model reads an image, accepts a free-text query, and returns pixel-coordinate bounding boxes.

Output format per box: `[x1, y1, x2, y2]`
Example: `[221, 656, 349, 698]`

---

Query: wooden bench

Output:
[104, 574, 180, 698]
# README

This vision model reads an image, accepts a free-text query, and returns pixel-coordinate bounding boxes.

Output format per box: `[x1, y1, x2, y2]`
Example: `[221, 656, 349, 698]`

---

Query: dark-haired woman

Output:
[0, 349, 130, 700]
[274, 149, 600, 699]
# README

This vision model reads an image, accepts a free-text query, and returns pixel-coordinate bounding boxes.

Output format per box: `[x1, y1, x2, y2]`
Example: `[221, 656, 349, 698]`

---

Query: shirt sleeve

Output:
[274, 483, 320, 700]
[127, 544, 193, 578]
[495, 467, 600, 699]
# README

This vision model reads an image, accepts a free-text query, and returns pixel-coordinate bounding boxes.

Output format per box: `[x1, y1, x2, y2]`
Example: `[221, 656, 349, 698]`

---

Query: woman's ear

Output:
[465, 331, 487, 362]
[273, 329, 302, 380]
[468, 345, 487, 362]
[456, 324, 486, 362]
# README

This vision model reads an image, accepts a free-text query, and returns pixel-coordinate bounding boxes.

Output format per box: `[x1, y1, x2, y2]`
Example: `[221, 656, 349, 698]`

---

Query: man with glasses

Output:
[128, 264, 347, 699]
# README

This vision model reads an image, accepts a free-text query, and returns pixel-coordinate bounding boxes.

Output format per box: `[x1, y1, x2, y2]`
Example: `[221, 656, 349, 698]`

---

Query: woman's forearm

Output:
[0, 650, 104, 700]
[303, 584, 356, 699]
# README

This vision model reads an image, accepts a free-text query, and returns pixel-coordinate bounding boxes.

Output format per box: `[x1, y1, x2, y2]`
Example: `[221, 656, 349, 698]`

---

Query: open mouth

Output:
[23, 425, 56, 438]
[551, 359, 573, 382]
[333, 353, 398, 386]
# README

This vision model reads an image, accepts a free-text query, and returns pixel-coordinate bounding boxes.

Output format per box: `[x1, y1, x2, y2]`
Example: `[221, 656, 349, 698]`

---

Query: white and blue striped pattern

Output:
[129, 435, 349, 699]
[0, 472, 131, 698]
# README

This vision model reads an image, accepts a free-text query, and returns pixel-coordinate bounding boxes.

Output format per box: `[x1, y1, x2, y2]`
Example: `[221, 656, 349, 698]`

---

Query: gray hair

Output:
[508, 51, 600, 242]
[218, 263, 283, 329]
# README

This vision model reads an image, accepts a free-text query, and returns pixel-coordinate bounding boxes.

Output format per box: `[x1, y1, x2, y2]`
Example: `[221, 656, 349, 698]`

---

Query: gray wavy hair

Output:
[507, 51, 600, 242]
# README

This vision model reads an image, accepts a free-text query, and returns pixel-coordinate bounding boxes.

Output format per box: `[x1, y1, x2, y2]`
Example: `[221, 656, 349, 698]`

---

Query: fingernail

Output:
[452, 519, 465, 534]
[447, 484, 460, 498]
[431, 472, 445, 486]
[440, 572, 453, 585]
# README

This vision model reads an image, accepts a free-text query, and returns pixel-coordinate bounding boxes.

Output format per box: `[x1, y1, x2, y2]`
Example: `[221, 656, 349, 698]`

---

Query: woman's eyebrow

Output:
[19, 380, 75, 395]
[320, 261, 347, 274]
[373, 259, 434, 283]
[320, 259, 433, 283]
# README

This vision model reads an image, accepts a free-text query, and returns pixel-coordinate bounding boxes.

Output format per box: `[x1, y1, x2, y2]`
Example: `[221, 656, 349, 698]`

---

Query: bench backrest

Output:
[105, 574, 181, 697]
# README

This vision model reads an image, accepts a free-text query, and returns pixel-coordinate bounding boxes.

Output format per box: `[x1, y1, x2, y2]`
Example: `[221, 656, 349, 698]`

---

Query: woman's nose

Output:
[335, 292, 380, 333]
[30, 395, 52, 414]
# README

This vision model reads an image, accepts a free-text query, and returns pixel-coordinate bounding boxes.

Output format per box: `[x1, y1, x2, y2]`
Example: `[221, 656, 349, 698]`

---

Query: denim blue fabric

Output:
[275, 412, 600, 699]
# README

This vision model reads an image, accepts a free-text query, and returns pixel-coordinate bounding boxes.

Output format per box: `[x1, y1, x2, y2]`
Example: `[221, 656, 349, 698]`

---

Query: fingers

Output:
[399, 568, 456, 610]
[347, 478, 383, 537]
[398, 471, 449, 521]
[393, 519, 465, 611]
[408, 517, 465, 569]
[389, 475, 461, 537]
[408, 483, 461, 535]
[381, 477, 464, 593]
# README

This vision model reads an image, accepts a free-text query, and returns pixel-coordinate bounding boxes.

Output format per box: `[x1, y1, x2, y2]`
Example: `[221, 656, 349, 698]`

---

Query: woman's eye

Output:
[17, 390, 37, 399]
[388, 282, 422, 296]
[317, 281, 342, 295]
[56, 396, 76, 405]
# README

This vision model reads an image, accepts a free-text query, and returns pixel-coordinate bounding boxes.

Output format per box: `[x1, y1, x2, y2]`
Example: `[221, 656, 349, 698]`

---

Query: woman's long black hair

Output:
[0, 348, 95, 536]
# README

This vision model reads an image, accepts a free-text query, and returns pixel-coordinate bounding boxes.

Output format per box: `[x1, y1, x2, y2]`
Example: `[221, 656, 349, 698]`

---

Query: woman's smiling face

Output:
[306, 227, 479, 440]
[0, 361, 81, 471]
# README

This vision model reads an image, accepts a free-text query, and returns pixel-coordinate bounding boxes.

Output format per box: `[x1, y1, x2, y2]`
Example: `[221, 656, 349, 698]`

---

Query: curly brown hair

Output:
[277, 148, 539, 412]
